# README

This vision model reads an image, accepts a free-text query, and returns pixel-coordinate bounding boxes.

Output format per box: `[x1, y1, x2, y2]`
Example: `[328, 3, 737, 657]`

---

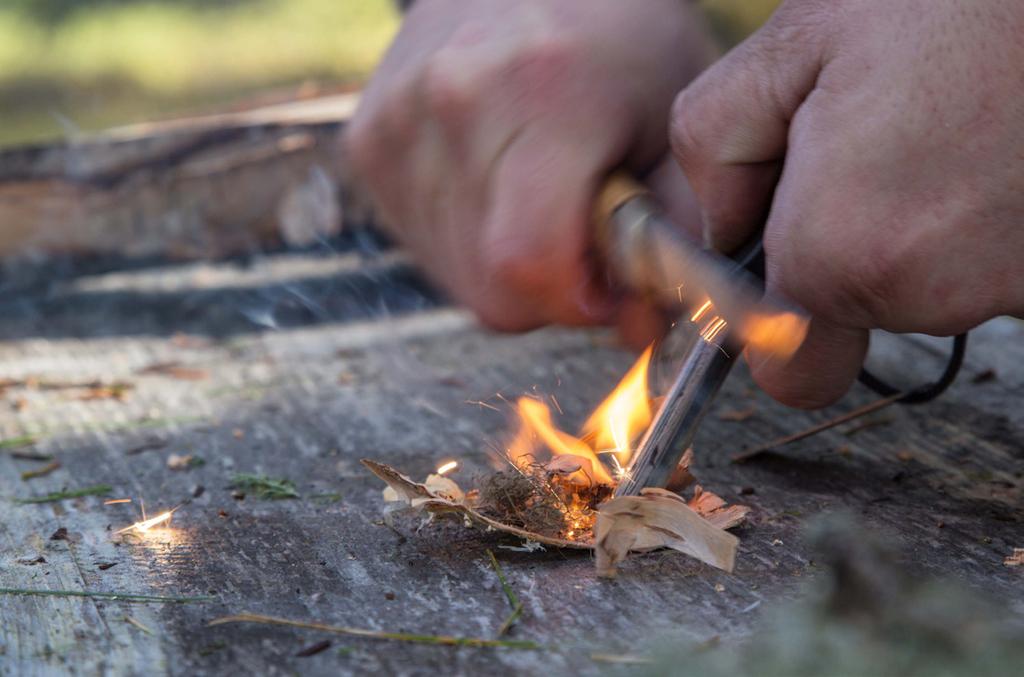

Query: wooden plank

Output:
[1, 247, 1021, 674]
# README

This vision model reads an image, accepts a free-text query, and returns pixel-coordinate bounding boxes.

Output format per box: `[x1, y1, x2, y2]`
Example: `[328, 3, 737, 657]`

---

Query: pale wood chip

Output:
[595, 491, 738, 577]
[1005, 548, 1024, 567]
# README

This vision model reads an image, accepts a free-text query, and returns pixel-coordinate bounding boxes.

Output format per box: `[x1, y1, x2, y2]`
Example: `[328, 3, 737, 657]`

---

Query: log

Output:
[0, 94, 373, 261]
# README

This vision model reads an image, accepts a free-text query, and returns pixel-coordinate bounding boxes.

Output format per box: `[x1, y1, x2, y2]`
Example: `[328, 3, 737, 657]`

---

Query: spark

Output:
[104, 498, 132, 505]
[690, 299, 713, 323]
[464, 399, 500, 412]
[116, 507, 177, 535]
[436, 461, 458, 476]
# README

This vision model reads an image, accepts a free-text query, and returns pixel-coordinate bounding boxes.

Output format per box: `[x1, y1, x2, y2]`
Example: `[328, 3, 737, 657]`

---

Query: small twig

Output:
[208, 613, 541, 650]
[20, 460, 61, 481]
[125, 615, 155, 635]
[732, 393, 904, 463]
[16, 484, 112, 504]
[0, 587, 213, 603]
[590, 652, 654, 665]
[487, 549, 524, 636]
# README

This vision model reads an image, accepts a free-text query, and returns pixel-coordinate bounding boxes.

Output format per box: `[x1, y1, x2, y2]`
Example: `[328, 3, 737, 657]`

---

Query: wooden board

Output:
[1, 243, 1022, 675]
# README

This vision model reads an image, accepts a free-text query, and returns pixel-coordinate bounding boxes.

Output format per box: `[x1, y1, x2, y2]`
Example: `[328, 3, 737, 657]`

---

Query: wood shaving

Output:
[595, 488, 741, 577]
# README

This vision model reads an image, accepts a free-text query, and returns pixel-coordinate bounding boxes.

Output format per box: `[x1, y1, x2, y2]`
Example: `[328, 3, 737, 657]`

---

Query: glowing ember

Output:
[103, 498, 132, 505]
[116, 508, 176, 535]
[436, 460, 458, 476]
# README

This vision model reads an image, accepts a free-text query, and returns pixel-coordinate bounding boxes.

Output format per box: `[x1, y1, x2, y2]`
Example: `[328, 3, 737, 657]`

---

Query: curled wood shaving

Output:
[594, 488, 740, 577]
[362, 459, 749, 574]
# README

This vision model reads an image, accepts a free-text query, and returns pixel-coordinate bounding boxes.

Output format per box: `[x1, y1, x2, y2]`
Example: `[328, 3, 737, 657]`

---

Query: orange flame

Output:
[580, 345, 654, 467]
[507, 346, 653, 485]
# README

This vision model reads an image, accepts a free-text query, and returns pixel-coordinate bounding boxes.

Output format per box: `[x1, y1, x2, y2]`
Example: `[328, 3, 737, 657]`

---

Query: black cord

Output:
[857, 333, 968, 405]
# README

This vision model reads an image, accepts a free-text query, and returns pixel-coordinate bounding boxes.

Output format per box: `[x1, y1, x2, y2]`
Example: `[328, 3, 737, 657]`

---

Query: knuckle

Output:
[483, 238, 549, 296]
[669, 89, 707, 169]
[422, 53, 475, 123]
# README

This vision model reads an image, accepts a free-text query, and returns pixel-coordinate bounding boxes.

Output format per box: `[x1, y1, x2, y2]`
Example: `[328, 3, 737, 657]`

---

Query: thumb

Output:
[670, 5, 828, 252]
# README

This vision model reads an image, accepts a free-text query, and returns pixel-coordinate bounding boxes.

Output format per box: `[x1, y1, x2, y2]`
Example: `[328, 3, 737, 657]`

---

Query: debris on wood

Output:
[138, 362, 209, 381]
[20, 460, 61, 481]
[230, 473, 299, 499]
[49, 527, 69, 541]
[209, 612, 541, 650]
[124, 615, 155, 636]
[971, 368, 997, 384]
[125, 438, 169, 455]
[167, 453, 204, 470]
[97, 562, 118, 571]
[15, 556, 46, 566]
[295, 640, 332, 657]
[75, 382, 133, 401]
[1005, 548, 1024, 567]
[718, 407, 756, 422]
[363, 458, 748, 574]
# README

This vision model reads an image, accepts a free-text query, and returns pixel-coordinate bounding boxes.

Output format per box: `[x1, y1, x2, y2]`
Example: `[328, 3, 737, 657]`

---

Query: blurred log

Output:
[0, 94, 373, 261]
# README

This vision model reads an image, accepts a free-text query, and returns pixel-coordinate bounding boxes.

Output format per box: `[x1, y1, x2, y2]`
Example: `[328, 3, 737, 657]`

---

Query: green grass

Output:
[0, 0, 399, 146]
[0, 0, 780, 147]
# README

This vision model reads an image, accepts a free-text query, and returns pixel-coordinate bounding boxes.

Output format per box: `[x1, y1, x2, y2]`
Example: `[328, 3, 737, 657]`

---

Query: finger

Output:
[481, 130, 624, 328]
[745, 318, 868, 409]
[615, 296, 671, 351]
[669, 5, 829, 253]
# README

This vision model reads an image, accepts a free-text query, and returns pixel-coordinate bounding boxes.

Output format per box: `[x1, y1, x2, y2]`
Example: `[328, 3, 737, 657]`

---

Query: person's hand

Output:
[347, 0, 716, 344]
[671, 0, 1024, 408]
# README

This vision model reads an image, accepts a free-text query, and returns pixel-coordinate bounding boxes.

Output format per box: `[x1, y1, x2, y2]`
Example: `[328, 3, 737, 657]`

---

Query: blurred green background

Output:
[0, 0, 778, 148]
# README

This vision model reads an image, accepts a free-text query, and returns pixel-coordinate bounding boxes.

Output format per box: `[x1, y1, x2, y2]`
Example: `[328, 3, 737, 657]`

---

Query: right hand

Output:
[346, 0, 717, 340]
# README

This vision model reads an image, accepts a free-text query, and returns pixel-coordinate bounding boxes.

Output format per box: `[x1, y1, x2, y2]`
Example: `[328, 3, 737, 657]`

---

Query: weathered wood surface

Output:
[0, 94, 371, 260]
[0, 242, 1021, 675]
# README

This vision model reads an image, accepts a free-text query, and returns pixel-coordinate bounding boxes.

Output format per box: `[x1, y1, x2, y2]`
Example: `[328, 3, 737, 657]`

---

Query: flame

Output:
[507, 346, 653, 485]
[580, 345, 654, 467]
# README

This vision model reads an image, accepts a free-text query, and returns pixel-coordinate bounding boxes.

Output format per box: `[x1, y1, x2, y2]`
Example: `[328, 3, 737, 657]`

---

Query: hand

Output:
[347, 0, 716, 343]
[671, 0, 1024, 407]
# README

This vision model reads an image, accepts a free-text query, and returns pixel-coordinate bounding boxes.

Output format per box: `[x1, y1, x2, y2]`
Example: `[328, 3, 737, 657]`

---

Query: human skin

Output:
[671, 0, 1024, 407]
[346, 0, 718, 347]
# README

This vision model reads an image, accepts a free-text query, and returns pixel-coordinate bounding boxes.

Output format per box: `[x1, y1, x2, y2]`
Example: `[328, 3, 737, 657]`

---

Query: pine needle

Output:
[0, 434, 37, 450]
[0, 587, 213, 603]
[487, 549, 524, 636]
[209, 613, 541, 650]
[17, 484, 112, 504]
